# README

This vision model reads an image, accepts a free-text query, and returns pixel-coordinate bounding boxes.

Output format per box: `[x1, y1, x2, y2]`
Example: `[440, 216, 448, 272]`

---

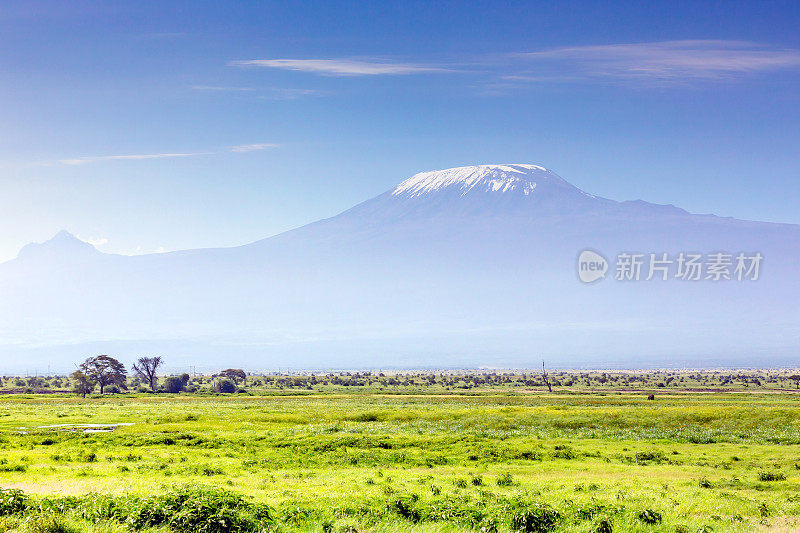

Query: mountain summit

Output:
[392, 164, 592, 199]
[345, 164, 612, 220]
[16, 230, 99, 261]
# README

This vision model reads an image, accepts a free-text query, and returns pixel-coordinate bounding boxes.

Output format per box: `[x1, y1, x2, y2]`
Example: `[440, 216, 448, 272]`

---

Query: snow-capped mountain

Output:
[394, 164, 578, 198]
[1, 164, 798, 371]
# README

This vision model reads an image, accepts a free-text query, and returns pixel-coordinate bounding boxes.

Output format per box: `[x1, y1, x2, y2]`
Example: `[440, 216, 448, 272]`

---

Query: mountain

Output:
[1, 164, 798, 372]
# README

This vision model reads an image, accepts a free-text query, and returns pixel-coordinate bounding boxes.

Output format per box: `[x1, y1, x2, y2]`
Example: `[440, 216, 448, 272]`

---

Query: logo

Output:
[577, 250, 608, 283]
[575, 250, 762, 283]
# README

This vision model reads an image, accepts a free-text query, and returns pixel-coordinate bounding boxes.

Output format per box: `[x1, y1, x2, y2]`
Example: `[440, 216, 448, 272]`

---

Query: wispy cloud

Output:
[259, 88, 325, 100]
[510, 40, 800, 84]
[82, 237, 108, 247]
[53, 144, 278, 166]
[129, 245, 167, 256]
[229, 58, 450, 76]
[58, 152, 207, 165]
[228, 42, 799, 87]
[228, 143, 278, 152]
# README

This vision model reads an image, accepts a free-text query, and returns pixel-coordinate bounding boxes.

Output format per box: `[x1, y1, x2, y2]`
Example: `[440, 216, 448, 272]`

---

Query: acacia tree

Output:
[790, 375, 800, 389]
[132, 356, 163, 392]
[80, 355, 127, 394]
[71, 370, 94, 398]
[219, 369, 247, 385]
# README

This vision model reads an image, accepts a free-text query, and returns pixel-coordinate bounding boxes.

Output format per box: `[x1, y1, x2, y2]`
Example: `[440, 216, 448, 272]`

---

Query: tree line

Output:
[70, 355, 247, 397]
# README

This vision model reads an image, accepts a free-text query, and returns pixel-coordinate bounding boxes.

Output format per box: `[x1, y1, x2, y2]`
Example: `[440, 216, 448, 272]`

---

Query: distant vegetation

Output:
[6, 361, 800, 396]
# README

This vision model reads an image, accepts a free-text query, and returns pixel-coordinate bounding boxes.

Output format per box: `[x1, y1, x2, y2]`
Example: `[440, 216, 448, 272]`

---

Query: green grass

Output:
[1, 376, 800, 531]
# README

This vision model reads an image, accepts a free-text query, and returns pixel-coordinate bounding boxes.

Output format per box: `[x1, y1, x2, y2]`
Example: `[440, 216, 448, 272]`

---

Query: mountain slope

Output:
[1, 164, 798, 371]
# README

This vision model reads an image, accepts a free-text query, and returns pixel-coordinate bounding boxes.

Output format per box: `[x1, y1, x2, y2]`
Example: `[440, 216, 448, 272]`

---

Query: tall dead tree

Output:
[542, 361, 552, 393]
[133, 356, 163, 392]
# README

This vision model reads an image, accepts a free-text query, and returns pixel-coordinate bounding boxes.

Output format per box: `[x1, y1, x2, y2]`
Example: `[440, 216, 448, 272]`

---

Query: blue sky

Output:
[1, 0, 799, 261]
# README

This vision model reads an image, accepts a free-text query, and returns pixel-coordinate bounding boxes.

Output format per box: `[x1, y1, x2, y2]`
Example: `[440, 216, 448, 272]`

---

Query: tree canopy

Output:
[219, 369, 247, 384]
[80, 355, 127, 394]
[70, 370, 94, 398]
[132, 356, 163, 392]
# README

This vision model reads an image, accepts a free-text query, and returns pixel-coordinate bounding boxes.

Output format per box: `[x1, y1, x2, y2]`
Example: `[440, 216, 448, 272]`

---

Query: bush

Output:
[496, 473, 514, 486]
[636, 509, 662, 525]
[0, 488, 29, 515]
[215, 379, 236, 394]
[1, 485, 272, 533]
[126, 484, 273, 532]
[163, 377, 186, 394]
[593, 519, 613, 533]
[758, 471, 786, 482]
[0, 464, 27, 473]
[551, 445, 575, 460]
[19, 514, 77, 533]
[105, 385, 121, 394]
[510, 505, 560, 532]
[388, 497, 420, 522]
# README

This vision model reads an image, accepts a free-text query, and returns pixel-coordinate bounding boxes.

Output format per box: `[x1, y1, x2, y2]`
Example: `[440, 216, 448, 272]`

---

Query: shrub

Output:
[0, 464, 27, 473]
[758, 471, 786, 482]
[163, 377, 186, 394]
[0, 488, 29, 515]
[105, 385, 121, 394]
[593, 519, 613, 533]
[758, 502, 770, 517]
[551, 445, 575, 460]
[19, 514, 77, 533]
[514, 451, 542, 461]
[81, 451, 97, 463]
[496, 473, 514, 486]
[636, 509, 662, 525]
[510, 505, 560, 532]
[126, 484, 273, 532]
[635, 451, 666, 464]
[388, 497, 420, 522]
[215, 379, 236, 394]
[1, 484, 272, 533]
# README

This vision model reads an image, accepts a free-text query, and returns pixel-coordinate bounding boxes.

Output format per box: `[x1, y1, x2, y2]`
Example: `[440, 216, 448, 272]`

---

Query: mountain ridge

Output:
[9, 164, 799, 261]
[1, 162, 798, 372]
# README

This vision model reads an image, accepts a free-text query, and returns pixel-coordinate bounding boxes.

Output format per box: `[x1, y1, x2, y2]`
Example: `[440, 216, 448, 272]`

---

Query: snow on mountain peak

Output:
[391, 164, 585, 199]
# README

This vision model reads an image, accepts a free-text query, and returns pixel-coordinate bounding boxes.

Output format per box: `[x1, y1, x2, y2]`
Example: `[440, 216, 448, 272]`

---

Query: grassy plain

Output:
[1, 372, 800, 532]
